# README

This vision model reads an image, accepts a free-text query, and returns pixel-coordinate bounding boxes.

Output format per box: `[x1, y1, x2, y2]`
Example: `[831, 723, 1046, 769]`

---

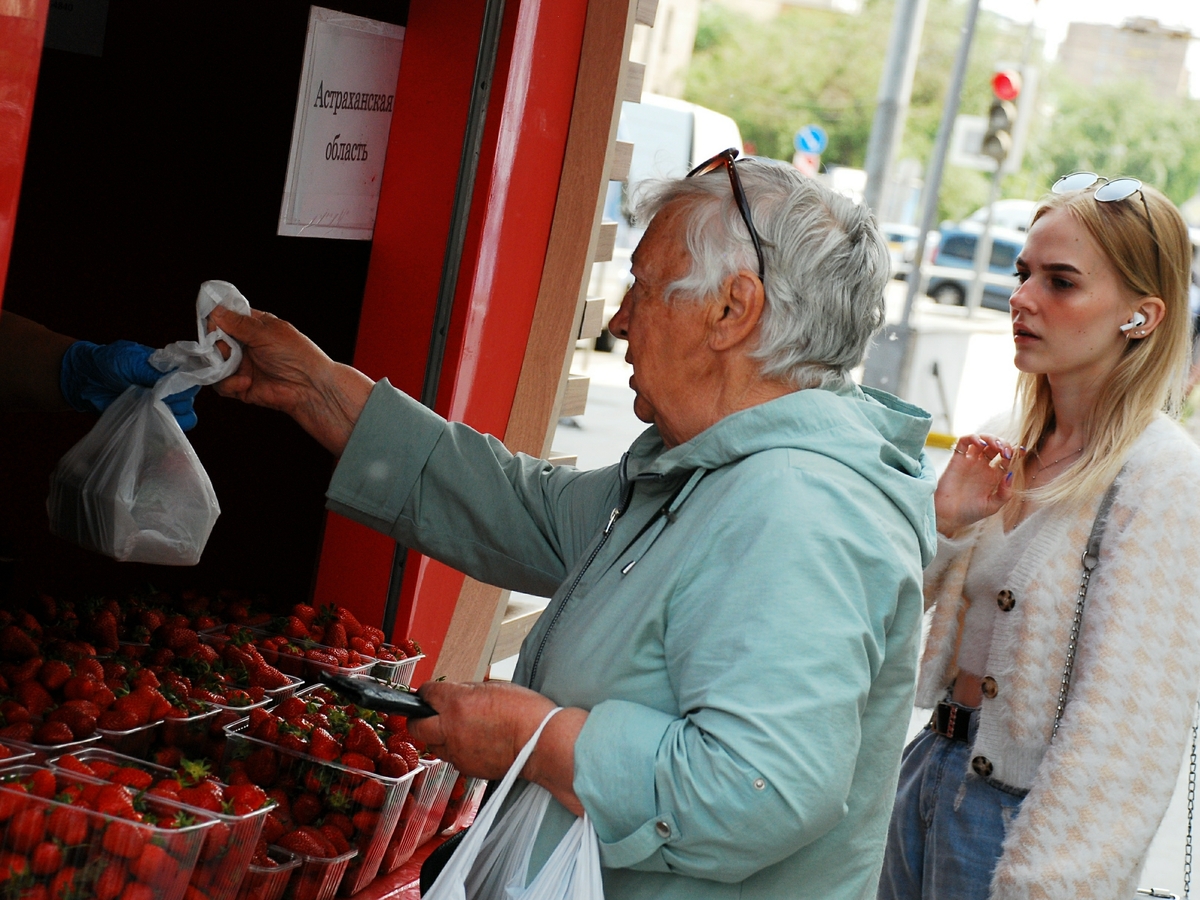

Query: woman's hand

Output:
[409, 681, 588, 816]
[934, 434, 1018, 537]
[208, 306, 374, 456]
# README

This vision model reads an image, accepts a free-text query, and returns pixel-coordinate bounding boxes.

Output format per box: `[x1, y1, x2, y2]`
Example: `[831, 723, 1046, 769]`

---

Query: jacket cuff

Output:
[574, 699, 676, 871]
[325, 380, 444, 530]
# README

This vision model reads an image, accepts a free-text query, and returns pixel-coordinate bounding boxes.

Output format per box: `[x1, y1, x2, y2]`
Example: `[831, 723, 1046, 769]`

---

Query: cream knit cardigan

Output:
[916, 415, 1200, 900]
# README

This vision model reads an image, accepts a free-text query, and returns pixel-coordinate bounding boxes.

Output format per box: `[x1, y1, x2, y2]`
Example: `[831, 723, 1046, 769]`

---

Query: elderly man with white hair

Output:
[210, 150, 937, 900]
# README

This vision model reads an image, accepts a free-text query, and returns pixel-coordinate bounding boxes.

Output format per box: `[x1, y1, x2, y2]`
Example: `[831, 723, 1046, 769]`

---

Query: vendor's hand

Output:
[934, 434, 1019, 537]
[410, 681, 588, 815]
[208, 305, 375, 455]
[59, 340, 201, 431]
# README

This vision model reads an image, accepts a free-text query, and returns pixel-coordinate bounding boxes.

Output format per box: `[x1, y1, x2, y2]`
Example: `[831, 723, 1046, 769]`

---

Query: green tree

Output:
[1014, 75, 1200, 209]
[687, 0, 1034, 221]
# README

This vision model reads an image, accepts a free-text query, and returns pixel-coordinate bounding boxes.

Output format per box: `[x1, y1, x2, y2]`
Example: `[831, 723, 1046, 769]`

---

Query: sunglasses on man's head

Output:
[1051, 171, 1162, 283]
[687, 148, 767, 285]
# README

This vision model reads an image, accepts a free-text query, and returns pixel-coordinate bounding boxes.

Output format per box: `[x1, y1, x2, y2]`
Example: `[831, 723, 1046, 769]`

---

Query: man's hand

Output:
[209, 306, 375, 455]
[60, 340, 201, 431]
[409, 681, 588, 816]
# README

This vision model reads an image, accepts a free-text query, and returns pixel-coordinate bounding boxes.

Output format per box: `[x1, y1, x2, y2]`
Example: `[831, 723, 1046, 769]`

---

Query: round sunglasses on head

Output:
[1051, 171, 1161, 284]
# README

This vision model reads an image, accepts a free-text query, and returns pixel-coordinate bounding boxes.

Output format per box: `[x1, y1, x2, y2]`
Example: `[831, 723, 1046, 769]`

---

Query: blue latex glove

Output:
[59, 340, 201, 431]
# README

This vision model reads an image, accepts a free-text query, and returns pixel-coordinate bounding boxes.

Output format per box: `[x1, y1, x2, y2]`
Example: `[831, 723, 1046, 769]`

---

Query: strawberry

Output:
[52, 754, 95, 777]
[97, 709, 141, 732]
[30, 841, 63, 876]
[28, 768, 57, 800]
[94, 784, 137, 819]
[15, 681, 55, 717]
[61, 675, 101, 702]
[93, 865, 126, 900]
[225, 782, 268, 815]
[344, 721, 386, 761]
[152, 747, 183, 769]
[0, 625, 39, 660]
[51, 866, 81, 900]
[377, 753, 410, 777]
[247, 663, 291, 690]
[351, 778, 387, 809]
[322, 811, 354, 839]
[0, 722, 35, 742]
[112, 768, 154, 792]
[291, 793, 322, 825]
[32, 720, 75, 745]
[334, 607, 364, 639]
[46, 705, 97, 740]
[243, 748, 279, 786]
[351, 809, 381, 835]
[260, 811, 286, 844]
[323, 623, 348, 650]
[291, 604, 318, 628]
[118, 882, 155, 900]
[46, 806, 88, 845]
[283, 616, 309, 640]
[129, 842, 170, 883]
[9, 807, 46, 852]
[278, 826, 336, 858]
[273, 697, 308, 721]
[339, 751, 375, 773]
[102, 820, 146, 858]
[308, 728, 340, 761]
[91, 611, 119, 654]
[37, 660, 73, 692]
[178, 781, 223, 812]
[0, 700, 31, 724]
[319, 823, 351, 854]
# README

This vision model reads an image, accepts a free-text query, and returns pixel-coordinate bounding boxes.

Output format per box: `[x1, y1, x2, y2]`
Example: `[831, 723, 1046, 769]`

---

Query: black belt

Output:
[930, 700, 976, 742]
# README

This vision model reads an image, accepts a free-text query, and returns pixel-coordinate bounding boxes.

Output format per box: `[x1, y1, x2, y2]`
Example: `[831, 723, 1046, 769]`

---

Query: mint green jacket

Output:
[326, 379, 936, 900]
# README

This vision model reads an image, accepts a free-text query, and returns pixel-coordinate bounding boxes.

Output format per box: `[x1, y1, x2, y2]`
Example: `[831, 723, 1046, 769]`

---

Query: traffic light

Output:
[982, 70, 1021, 165]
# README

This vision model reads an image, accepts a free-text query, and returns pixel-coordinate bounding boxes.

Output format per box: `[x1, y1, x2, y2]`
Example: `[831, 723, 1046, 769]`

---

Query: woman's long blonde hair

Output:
[1008, 181, 1193, 511]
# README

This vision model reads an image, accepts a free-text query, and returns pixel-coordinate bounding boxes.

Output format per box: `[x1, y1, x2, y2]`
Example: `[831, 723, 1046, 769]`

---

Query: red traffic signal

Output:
[991, 70, 1021, 102]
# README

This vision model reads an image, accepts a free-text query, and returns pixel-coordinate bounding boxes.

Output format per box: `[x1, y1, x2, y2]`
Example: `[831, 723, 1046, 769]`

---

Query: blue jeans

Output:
[877, 721, 1027, 900]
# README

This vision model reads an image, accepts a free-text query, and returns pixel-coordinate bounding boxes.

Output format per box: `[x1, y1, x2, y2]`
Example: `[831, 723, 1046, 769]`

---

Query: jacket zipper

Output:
[526, 479, 634, 688]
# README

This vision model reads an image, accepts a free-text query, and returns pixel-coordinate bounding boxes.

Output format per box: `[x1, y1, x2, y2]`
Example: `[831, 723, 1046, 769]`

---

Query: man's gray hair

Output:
[631, 158, 889, 389]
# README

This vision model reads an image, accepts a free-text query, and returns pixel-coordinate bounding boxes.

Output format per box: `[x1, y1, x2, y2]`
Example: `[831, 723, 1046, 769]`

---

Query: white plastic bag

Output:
[46, 281, 251, 565]
[424, 708, 605, 900]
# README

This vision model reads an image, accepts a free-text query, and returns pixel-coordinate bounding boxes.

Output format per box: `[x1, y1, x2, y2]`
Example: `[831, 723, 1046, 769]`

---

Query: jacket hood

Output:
[624, 384, 938, 565]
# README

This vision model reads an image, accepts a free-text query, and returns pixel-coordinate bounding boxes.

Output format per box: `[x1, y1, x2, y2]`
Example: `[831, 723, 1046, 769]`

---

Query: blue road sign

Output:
[794, 124, 829, 155]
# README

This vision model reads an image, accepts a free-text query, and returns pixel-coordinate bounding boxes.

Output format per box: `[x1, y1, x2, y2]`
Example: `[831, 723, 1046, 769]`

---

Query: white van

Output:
[588, 94, 743, 349]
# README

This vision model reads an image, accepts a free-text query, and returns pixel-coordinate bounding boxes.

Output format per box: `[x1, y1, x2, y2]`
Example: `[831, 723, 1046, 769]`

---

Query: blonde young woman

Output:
[878, 176, 1200, 899]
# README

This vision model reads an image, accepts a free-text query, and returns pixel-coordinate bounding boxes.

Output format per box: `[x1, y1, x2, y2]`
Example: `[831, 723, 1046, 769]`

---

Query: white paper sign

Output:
[278, 7, 405, 240]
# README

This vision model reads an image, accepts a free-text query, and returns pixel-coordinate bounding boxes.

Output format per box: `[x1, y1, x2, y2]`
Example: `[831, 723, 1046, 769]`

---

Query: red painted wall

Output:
[0, 0, 49, 308]
[313, 0, 591, 683]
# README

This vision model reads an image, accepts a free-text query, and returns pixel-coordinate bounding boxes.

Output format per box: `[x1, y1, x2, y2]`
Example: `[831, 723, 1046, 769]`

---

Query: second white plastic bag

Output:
[424, 708, 604, 900]
[46, 281, 251, 565]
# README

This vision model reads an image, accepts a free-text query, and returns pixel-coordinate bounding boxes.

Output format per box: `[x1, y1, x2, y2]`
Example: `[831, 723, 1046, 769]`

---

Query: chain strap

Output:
[1186, 704, 1197, 899]
[1052, 549, 1096, 738]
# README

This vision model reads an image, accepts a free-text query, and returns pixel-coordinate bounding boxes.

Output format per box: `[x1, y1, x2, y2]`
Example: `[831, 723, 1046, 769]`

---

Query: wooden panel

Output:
[594, 221, 618, 263]
[611, 140, 634, 182]
[560, 373, 590, 418]
[623, 61, 645, 103]
[636, 0, 659, 27]
[548, 450, 578, 466]
[435, 0, 641, 682]
[491, 594, 550, 666]
[579, 296, 605, 339]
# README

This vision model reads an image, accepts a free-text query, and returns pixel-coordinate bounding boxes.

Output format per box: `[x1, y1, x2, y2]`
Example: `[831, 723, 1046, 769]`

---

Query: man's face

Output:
[606, 202, 718, 448]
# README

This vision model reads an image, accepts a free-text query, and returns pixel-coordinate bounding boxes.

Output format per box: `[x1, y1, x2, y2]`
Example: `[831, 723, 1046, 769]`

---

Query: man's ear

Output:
[709, 269, 765, 351]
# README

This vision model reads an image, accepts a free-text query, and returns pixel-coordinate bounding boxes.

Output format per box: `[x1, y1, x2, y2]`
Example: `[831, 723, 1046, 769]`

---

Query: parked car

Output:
[925, 224, 1025, 311]
[881, 223, 920, 280]
[587, 94, 743, 350]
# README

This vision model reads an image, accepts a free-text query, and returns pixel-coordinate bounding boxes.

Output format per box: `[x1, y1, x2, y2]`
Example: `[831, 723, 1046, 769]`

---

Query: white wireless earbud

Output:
[1119, 311, 1148, 333]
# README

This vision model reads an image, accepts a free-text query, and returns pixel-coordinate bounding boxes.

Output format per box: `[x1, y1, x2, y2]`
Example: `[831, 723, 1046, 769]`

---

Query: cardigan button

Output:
[655, 820, 671, 839]
[980, 676, 998, 699]
[972, 755, 993, 777]
[996, 589, 1015, 611]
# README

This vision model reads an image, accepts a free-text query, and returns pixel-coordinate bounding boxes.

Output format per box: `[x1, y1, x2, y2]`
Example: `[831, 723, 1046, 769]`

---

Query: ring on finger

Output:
[954, 448, 966, 455]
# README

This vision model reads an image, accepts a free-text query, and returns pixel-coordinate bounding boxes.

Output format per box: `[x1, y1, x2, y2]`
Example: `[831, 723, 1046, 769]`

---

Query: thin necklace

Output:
[1029, 446, 1084, 482]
